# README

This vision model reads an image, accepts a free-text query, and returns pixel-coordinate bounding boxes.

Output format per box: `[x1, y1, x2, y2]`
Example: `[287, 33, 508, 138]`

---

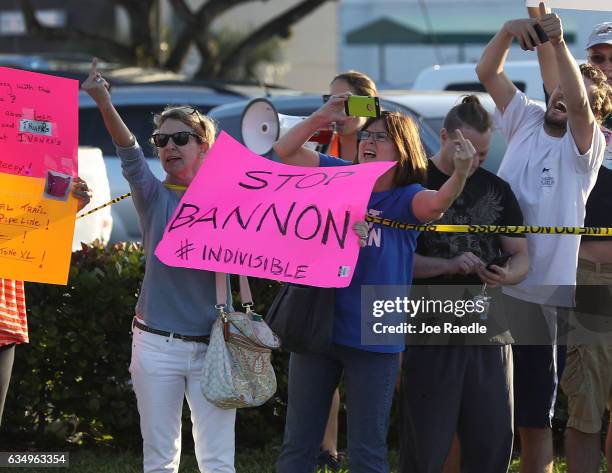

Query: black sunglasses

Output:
[589, 54, 612, 65]
[150, 131, 202, 147]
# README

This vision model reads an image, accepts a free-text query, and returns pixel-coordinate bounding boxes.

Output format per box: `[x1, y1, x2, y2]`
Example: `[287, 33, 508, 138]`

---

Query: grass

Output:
[1, 449, 607, 472]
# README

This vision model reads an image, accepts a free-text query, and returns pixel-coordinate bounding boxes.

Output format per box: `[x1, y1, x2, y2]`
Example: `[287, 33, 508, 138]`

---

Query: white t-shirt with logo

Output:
[495, 91, 605, 306]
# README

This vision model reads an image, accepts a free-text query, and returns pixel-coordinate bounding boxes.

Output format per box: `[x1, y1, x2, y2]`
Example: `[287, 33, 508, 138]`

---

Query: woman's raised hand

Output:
[312, 92, 350, 128]
[452, 129, 476, 174]
[81, 58, 112, 106]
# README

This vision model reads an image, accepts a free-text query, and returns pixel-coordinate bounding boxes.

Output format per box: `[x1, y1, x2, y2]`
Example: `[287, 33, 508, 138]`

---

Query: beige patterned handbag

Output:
[201, 273, 280, 409]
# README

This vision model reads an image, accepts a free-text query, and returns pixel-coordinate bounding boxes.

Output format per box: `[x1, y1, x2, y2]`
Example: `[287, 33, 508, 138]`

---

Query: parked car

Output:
[73, 147, 113, 250]
[382, 90, 546, 173]
[78, 84, 248, 242]
[412, 61, 550, 101]
[208, 94, 441, 159]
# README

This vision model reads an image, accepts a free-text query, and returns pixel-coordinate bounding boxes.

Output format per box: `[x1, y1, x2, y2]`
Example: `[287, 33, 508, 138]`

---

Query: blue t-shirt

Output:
[319, 154, 424, 353]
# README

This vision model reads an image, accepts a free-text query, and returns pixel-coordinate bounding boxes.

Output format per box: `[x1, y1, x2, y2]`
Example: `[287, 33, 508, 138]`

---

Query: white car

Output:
[73, 147, 113, 250]
[79, 85, 248, 242]
[382, 90, 546, 173]
[412, 61, 549, 102]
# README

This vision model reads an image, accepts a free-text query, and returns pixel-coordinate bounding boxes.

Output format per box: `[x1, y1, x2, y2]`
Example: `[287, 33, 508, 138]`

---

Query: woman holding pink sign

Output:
[82, 58, 236, 473]
[273, 97, 476, 473]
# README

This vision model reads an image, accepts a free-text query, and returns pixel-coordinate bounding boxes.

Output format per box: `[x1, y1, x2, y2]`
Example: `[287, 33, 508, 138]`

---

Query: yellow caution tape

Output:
[77, 192, 611, 237]
[76, 184, 187, 220]
[366, 215, 612, 236]
[77, 192, 131, 219]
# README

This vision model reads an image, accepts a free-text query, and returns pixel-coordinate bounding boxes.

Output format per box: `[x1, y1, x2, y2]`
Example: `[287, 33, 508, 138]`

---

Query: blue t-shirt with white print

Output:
[319, 153, 424, 353]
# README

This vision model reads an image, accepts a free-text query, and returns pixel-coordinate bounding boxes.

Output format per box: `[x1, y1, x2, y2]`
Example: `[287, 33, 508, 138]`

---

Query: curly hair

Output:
[580, 63, 612, 123]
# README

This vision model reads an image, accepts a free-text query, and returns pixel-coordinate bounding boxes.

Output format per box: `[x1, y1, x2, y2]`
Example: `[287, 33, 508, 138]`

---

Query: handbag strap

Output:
[215, 273, 253, 310]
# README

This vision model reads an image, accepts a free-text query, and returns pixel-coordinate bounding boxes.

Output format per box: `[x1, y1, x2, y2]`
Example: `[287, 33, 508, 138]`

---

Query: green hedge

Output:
[2, 242, 572, 452]
[2, 243, 287, 449]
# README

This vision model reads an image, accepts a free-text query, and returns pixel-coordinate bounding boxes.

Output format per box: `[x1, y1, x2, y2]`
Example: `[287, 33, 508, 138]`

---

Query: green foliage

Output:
[3, 243, 144, 448]
[1, 242, 579, 456]
[2, 243, 289, 450]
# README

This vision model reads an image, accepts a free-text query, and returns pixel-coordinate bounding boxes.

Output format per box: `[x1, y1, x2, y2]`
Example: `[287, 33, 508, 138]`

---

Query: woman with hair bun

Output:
[399, 95, 529, 473]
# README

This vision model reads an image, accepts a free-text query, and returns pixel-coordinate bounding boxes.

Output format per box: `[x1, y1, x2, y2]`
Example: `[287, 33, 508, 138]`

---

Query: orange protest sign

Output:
[0, 174, 76, 284]
[0, 68, 78, 284]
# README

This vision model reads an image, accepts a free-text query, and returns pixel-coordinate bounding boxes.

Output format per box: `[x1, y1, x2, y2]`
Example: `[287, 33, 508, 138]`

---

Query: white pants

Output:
[130, 325, 236, 473]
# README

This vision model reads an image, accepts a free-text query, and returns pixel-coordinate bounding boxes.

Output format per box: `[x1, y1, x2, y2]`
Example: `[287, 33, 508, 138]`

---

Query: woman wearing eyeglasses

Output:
[82, 58, 236, 473]
[317, 70, 378, 473]
[272, 94, 474, 473]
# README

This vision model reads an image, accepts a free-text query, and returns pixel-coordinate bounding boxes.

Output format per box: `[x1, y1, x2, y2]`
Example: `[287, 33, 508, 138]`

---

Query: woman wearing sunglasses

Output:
[82, 58, 236, 473]
[273, 94, 475, 473]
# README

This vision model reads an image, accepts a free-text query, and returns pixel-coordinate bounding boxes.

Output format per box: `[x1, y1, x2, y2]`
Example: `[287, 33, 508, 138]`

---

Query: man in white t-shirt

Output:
[476, 5, 609, 473]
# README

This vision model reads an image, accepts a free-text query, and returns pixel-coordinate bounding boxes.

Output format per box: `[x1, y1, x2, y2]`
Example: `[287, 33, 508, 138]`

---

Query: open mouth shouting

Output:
[553, 100, 567, 113]
[363, 149, 377, 160]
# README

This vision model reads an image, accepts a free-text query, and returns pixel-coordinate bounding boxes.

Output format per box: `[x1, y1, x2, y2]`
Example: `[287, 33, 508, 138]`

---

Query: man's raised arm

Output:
[539, 5, 596, 154]
[477, 16, 546, 112]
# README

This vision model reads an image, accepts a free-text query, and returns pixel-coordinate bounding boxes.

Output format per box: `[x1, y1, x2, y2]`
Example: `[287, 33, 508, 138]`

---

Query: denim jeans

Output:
[276, 344, 399, 473]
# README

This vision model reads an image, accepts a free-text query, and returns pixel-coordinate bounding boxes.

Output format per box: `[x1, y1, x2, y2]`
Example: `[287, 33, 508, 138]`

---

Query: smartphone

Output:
[486, 252, 513, 270]
[534, 23, 549, 44]
[344, 96, 381, 118]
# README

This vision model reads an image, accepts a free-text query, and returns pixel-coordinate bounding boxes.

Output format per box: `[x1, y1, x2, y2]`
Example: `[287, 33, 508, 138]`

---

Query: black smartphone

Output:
[486, 252, 513, 270]
[534, 23, 549, 44]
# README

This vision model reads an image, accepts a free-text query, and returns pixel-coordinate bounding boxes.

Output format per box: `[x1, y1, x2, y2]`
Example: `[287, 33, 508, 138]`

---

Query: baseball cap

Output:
[586, 22, 612, 50]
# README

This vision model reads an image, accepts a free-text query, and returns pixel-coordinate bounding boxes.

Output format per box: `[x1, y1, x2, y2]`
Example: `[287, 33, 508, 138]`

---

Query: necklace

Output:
[164, 183, 188, 191]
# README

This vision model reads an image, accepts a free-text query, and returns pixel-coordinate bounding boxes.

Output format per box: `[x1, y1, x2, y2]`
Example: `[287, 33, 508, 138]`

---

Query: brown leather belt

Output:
[132, 318, 210, 343]
[578, 259, 612, 274]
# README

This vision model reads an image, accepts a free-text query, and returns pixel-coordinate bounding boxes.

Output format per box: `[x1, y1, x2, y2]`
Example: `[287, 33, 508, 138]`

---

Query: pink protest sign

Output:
[155, 132, 395, 287]
[0, 67, 78, 178]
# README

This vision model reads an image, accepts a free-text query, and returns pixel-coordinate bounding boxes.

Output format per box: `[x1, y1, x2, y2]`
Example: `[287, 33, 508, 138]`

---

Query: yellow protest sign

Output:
[0, 174, 76, 284]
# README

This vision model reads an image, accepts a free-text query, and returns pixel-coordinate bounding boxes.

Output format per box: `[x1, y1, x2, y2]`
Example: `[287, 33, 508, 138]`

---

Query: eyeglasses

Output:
[151, 131, 202, 147]
[358, 130, 389, 142]
[589, 54, 612, 65]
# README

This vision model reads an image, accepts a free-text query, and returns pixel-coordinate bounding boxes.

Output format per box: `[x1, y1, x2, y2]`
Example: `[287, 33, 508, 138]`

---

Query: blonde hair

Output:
[331, 71, 377, 97]
[153, 105, 217, 144]
[580, 64, 612, 123]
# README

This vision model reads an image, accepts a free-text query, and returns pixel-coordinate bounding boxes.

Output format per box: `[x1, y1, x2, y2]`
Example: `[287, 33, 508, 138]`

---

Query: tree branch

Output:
[19, 0, 135, 63]
[217, 0, 334, 77]
[164, 0, 266, 71]
[20, 0, 43, 32]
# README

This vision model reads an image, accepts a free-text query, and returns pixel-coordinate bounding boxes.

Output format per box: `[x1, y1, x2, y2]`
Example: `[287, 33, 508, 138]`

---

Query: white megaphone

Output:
[240, 98, 333, 156]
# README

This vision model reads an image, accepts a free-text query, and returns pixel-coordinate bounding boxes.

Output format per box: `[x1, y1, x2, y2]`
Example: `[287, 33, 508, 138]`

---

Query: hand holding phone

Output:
[485, 252, 513, 271]
[534, 23, 549, 44]
[345, 96, 381, 118]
